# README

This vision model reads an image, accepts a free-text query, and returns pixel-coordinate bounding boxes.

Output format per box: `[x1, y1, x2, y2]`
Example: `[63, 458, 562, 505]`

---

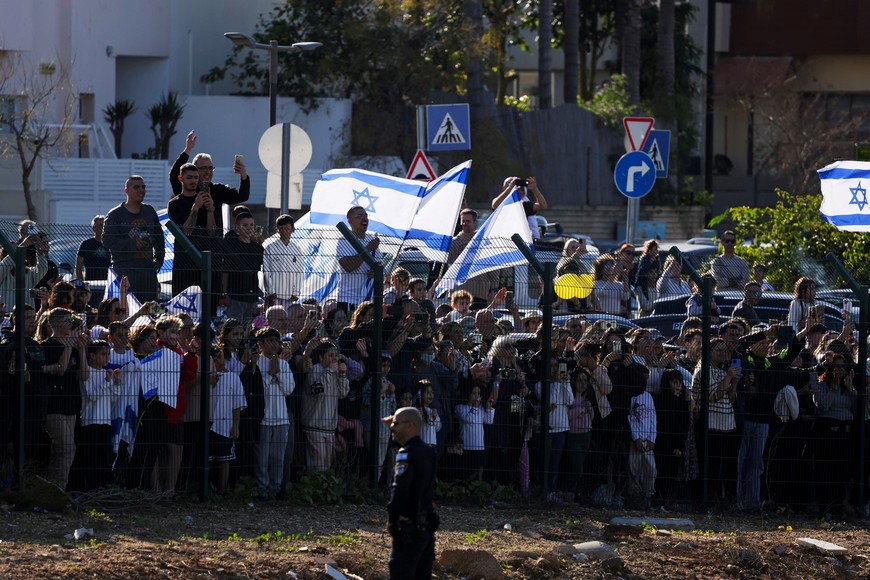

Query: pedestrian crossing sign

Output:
[642, 129, 671, 178]
[427, 104, 471, 151]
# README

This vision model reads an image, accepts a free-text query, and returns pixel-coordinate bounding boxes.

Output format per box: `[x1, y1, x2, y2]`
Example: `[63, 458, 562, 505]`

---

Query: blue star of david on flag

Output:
[849, 181, 868, 211]
[168, 290, 198, 314]
[351, 187, 379, 213]
[303, 241, 324, 279]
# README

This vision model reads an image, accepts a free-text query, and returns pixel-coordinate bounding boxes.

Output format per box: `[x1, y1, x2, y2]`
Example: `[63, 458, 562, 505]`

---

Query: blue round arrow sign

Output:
[614, 151, 656, 198]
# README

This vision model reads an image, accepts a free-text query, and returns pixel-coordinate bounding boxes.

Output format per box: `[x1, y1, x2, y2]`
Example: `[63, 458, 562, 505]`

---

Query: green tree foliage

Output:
[217, 0, 470, 156]
[580, 74, 641, 128]
[717, 189, 870, 289]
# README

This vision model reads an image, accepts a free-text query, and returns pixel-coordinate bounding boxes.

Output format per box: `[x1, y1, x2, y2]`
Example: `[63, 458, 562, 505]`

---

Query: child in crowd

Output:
[107, 322, 140, 478]
[209, 346, 247, 494]
[418, 381, 441, 447]
[79, 340, 121, 490]
[455, 385, 494, 481]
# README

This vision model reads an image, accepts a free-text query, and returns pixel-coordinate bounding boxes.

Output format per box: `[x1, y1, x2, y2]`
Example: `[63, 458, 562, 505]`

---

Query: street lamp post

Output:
[224, 32, 321, 215]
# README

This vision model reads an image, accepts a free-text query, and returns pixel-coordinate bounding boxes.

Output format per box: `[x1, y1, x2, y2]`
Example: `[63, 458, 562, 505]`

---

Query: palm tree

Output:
[147, 92, 184, 160]
[621, 0, 642, 111]
[563, 0, 580, 105]
[102, 99, 136, 157]
[538, 0, 553, 109]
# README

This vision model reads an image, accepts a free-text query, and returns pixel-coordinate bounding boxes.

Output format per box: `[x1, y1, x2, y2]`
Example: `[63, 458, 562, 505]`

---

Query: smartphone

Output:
[505, 291, 514, 309]
[558, 362, 567, 375]
[471, 332, 482, 345]
[612, 340, 622, 354]
[234, 154, 244, 166]
[79, 313, 87, 328]
[306, 309, 318, 322]
[843, 299, 853, 322]
[731, 358, 741, 368]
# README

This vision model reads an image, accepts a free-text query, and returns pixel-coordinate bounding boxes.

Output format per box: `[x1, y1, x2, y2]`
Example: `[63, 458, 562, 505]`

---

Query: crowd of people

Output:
[0, 133, 866, 519]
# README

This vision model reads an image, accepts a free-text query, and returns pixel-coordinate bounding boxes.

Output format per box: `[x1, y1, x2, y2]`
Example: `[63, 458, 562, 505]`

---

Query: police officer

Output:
[384, 406, 438, 579]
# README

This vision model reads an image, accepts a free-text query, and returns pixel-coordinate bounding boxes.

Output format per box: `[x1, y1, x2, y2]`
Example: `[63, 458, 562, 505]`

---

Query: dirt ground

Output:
[0, 493, 868, 579]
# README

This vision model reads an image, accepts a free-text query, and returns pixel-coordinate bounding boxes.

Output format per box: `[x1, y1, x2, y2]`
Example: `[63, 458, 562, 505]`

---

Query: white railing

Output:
[40, 158, 322, 224]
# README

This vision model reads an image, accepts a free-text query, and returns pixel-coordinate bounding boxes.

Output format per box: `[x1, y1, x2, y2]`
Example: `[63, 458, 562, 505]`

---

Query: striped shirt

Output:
[337, 233, 383, 305]
[81, 370, 121, 427]
[455, 404, 494, 451]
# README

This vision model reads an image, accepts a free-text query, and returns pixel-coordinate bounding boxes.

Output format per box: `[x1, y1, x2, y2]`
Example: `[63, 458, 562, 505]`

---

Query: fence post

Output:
[336, 223, 384, 484]
[511, 234, 553, 502]
[667, 247, 711, 505]
[0, 235, 26, 485]
[826, 253, 867, 510]
[164, 222, 212, 502]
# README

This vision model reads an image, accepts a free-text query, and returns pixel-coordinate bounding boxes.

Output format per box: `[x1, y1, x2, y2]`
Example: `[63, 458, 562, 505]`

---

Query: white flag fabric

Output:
[405, 161, 470, 261]
[104, 267, 142, 314]
[298, 161, 471, 302]
[435, 190, 533, 296]
[165, 285, 203, 322]
[156, 209, 175, 276]
[818, 160, 870, 231]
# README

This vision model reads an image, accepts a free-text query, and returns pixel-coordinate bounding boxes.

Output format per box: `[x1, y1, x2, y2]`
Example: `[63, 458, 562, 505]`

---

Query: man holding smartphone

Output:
[168, 129, 250, 215]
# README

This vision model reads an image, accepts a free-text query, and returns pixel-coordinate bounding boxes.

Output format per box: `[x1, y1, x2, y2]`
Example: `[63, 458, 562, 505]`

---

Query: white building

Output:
[0, 0, 351, 224]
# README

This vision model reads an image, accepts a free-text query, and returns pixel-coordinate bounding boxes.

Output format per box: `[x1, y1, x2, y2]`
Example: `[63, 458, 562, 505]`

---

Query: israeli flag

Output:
[290, 213, 341, 303]
[165, 285, 203, 322]
[407, 161, 470, 260]
[435, 190, 533, 296]
[309, 162, 469, 251]
[818, 160, 870, 231]
[156, 209, 175, 276]
[310, 169, 424, 238]
[104, 267, 143, 313]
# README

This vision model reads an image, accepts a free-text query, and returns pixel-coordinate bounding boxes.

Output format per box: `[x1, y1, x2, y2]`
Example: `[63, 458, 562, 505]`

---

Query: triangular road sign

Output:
[406, 149, 436, 180]
[623, 117, 654, 151]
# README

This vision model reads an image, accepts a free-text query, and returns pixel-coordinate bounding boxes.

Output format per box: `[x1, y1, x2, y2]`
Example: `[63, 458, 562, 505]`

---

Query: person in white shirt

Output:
[302, 342, 350, 471]
[628, 382, 657, 501]
[337, 206, 383, 314]
[454, 385, 494, 481]
[535, 361, 575, 501]
[107, 322, 141, 480]
[79, 340, 121, 490]
[418, 381, 442, 447]
[249, 327, 294, 498]
[209, 346, 247, 494]
[263, 214, 304, 308]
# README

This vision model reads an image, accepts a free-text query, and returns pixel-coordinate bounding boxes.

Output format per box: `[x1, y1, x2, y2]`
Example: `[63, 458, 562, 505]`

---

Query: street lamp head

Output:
[291, 42, 322, 51]
[223, 32, 256, 49]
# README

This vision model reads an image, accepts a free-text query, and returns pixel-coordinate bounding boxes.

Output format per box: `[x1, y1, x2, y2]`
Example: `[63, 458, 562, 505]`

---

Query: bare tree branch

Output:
[0, 52, 77, 220]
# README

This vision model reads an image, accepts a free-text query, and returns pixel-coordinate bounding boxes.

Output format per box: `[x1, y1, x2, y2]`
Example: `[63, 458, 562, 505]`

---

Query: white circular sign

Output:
[258, 123, 313, 176]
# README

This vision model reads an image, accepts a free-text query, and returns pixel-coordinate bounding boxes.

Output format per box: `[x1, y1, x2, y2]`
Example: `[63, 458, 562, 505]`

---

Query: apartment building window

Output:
[0, 95, 14, 133]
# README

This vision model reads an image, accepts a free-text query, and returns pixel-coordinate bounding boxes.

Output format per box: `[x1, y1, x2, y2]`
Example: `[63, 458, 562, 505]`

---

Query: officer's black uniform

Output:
[387, 434, 437, 580]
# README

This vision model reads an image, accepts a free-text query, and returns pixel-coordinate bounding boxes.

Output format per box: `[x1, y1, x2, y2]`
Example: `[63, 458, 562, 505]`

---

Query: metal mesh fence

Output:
[0, 220, 866, 516]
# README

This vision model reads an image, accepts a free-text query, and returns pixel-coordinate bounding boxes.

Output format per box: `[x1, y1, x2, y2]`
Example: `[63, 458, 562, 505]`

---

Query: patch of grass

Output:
[78, 538, 104, 549]
[325, 532, 361, 547]
[227, 532, 242, 541]
[465, 529, 490, 544]
[87, 509, 108, 520]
